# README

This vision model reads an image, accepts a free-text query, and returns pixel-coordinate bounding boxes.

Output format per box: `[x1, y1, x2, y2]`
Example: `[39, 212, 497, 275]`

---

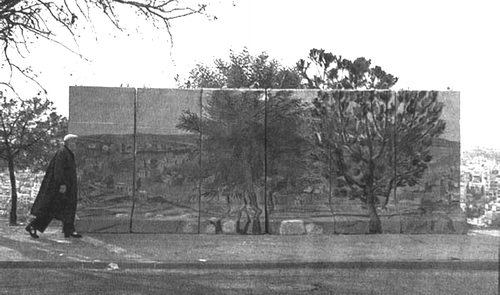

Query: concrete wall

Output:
[64, 87, 462, 234]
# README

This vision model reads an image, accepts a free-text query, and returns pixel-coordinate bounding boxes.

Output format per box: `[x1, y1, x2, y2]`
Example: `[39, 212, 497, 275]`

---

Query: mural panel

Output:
[264, 89, 327, 232]
[198, 89, 266, 234]
[265, 90, 462, 234]
[391, 91, 462, 233]
[69, 86, 135, 232]
[265, 90, 399, 234]
[133, 88, 202, 233]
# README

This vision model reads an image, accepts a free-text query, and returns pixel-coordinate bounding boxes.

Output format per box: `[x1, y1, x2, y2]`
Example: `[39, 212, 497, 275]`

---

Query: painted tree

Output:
[177, 89, 309, 234]
[312, 90, 445, 233]
[176, 51, 306, 234]
[297, 48, 398, 90]
[297, 48, 402, 231]
[0, 93, 66, 225]
[177, 48, 303, 89]
[1, 0, 218, 93]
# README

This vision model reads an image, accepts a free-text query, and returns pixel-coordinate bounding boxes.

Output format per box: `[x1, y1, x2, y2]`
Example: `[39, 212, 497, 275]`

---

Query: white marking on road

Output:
[468, 230, 500, 237]
[0, 226, 159, 263]
[82, 236, 157, 262]
[47, 238, 72, 244]
[0, 233, 50, 246]
[83, 237, 127, 253]
[0, 245, 30, 261]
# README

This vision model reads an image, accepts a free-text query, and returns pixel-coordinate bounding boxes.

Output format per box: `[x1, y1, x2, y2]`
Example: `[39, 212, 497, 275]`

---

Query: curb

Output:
[0, 260, 497, 271]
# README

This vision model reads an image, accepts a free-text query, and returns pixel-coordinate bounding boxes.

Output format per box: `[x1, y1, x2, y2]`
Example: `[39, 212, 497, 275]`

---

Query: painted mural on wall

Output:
[69, 87, 135, 231]
[131, 88, 201, 232]
[68, 86, 461, 234]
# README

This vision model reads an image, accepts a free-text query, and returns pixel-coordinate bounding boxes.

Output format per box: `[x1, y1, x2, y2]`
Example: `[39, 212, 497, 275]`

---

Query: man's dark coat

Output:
[30, 145, 78, 223]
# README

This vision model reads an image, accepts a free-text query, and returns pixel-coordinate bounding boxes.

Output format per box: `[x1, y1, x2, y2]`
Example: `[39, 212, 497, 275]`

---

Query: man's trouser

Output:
[30, 215, 75, 234]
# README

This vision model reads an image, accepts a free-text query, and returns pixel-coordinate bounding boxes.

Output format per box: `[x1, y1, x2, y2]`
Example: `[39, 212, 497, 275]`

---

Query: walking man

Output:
[25, 134, 82, 239]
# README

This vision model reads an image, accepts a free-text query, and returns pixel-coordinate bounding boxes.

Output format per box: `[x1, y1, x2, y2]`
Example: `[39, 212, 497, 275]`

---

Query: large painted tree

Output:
[177, 89, 310, 234]
[176, 49, 307, 234]
[0, 93, 66, 225]
[312, 90, 445, 233]
[298, 48, 402, 232]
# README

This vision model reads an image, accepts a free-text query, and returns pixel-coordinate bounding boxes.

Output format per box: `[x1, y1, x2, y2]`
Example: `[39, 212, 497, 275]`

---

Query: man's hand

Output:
[59, 185, 67, 193]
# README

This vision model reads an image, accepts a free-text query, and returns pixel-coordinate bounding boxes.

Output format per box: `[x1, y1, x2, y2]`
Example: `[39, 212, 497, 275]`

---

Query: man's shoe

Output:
[64, 232, 82, 238]
[25, 225, 39, 239]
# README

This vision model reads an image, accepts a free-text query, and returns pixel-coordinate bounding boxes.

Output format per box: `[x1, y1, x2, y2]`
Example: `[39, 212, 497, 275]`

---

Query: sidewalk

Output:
[0, 222, 498, 270]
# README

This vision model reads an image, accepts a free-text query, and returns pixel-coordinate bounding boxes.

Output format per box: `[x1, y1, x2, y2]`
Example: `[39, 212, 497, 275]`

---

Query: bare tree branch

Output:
[1, 0, 213, 94]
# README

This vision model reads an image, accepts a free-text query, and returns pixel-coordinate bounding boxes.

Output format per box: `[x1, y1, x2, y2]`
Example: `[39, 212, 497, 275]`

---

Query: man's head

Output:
[64, 134, 78, 150]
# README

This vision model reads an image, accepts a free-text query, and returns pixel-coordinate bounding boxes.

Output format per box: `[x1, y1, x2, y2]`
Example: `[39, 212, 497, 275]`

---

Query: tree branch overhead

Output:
[1, 0, 211, 94]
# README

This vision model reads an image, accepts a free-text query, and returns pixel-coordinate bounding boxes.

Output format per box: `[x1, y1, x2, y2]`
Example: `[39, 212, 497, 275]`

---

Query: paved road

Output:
[1, 223, 499, 294]
[1, 231, 499, 265]
[1, 267, 497, 295]
[1, 222, 500, 264]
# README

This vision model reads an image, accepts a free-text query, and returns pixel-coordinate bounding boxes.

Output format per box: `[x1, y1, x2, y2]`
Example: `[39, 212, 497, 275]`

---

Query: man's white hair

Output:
[63, 134, 78, 143]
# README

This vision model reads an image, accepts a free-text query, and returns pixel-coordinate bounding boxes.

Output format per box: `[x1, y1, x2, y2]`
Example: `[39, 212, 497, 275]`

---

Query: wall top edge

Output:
[68, 86, 459, 94]
[69, 86, 136, 91]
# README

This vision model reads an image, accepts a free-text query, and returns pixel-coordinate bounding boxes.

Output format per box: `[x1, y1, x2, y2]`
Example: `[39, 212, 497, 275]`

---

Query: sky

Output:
[3, 0, 498, 149]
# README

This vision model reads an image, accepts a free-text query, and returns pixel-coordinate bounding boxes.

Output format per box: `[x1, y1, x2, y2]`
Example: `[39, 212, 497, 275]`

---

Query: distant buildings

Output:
[461, 147, 500, 226]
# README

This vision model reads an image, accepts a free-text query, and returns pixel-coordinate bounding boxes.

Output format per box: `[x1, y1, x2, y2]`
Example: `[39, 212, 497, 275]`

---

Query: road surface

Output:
[1, 266, 497, 294]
